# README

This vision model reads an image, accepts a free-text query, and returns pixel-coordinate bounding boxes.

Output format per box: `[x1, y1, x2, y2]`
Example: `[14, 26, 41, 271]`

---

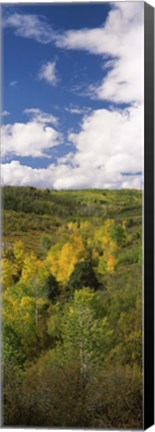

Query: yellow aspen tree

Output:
[2, 258, 19, 289]
[21, 252, 41, 283]
[46, 235, 86, 285]
[13, 240, 26, 271]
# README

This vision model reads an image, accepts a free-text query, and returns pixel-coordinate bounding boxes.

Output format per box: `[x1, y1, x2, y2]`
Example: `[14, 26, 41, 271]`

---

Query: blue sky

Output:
[2, 2, 144, 189]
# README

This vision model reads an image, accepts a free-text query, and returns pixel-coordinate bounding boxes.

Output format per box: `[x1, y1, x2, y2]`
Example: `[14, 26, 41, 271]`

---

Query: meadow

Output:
[2, 186, 142, 428]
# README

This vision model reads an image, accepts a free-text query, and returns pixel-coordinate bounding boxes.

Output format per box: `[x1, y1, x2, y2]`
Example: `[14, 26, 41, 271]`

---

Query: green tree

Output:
[60, 289, 112, 369]
[67, 261, 99, 296]
[39, 273, 60, 302]
[39, 235, 52, 258]
[110, 223, 126, 247]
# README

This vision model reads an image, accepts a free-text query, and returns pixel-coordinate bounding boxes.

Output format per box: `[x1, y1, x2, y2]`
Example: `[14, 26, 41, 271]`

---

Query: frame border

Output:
[144, 2, 154, 429]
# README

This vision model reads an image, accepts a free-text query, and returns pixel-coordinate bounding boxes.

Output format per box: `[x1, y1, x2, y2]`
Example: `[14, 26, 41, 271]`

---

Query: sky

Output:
[1, 2, 144, 190]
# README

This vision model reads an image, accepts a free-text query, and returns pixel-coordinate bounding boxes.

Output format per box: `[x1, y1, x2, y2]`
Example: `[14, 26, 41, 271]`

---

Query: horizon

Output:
[2, 185, 143, 192]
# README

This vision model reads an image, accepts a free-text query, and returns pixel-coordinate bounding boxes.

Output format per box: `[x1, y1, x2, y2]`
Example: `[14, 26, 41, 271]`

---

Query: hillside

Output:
[2, 186, 143, 428]
[3, 186, 142, 253]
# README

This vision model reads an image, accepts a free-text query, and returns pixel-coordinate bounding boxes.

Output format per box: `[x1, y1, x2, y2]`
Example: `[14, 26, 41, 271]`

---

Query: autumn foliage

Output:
[2, 187, 142, 428]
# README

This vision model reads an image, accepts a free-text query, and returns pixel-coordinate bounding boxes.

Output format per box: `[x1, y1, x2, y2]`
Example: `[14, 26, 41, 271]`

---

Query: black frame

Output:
[144, 2, 154, 429]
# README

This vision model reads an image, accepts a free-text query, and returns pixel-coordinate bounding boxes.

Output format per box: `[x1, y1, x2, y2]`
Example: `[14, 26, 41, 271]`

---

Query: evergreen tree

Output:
[67, 260, 99, 296]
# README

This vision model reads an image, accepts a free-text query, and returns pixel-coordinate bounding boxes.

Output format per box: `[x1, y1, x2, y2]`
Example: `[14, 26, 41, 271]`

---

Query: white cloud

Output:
[2, 105, 143, 190]
[2, 111, 10, 117]
[66, 107, 83, 115]
[65, 104, 144, 189]
[3, 13, 55, 44]
[24, 108, 58, 125]
[9, 81, 18, 87]
[56, 2, 144, 104]
[1, 161, 52, 188]
[1, 108, 62, 159]
[65, 105, 91, 115]
[4, 4, 144, 103]
[38, 61, 57, 86]
[2, 3, 144, 190]
[68, 104, 143, 172]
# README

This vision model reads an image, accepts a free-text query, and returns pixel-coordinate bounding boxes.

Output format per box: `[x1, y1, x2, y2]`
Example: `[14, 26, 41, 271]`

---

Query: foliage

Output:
[39, 273, 60, 302]
[39, 235, 52, 257]
[3, 358, 142, 429]
[2, 186, 142, 428]
[67, 261, 99, 296]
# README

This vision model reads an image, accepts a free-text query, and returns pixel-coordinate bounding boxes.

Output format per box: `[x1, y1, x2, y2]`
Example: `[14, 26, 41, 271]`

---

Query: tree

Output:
[13, 240, 25, 269]
[39, 235, 52, 258]
[60, 288, 112, 369]
[21, 252, 41, 286]
[3, 289, 38, 360]
[46, 234, 86, 285]
[2, 257, 19, 289]
[94, 220, 118, 274]
[110, 223, 126, 247]
[40, 273, 60, 302]
[67, 260, 99, 297]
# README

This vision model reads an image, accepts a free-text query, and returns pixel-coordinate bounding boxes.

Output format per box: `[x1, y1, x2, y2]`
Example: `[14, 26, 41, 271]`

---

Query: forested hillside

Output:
[2, 186, 143, 428]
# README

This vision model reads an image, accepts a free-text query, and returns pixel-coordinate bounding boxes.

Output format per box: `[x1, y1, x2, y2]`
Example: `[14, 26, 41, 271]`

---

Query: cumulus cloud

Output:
[1, 160, 143, 191]
[24, 108, 58, 125]
[1, 108, 62, 159]
[65, 104, 144, 189]
[2, 161, 52, 188]
[2, 105, 143, 189]
[4, 4, 144, 103]
[68, 105, 143, 172]
[56, 2, 144, 104]
[38, 61, 57, 85]
[2, 3, 144, 190]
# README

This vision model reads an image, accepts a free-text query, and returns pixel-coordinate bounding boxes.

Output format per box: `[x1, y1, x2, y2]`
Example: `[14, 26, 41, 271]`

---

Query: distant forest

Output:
[2, 186, 142, 428]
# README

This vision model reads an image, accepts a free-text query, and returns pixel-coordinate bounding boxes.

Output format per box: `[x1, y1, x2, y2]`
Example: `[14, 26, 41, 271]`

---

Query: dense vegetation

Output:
[2, 186, 143, 428]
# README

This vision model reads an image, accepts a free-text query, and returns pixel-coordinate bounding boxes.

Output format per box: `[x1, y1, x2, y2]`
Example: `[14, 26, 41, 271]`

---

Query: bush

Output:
[118, 247, 140, 265]
[126, 218, 134, 228]
[110, 223, 126, 246]
[39, 235, 52, 258]
[3, 359, 142, 429]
